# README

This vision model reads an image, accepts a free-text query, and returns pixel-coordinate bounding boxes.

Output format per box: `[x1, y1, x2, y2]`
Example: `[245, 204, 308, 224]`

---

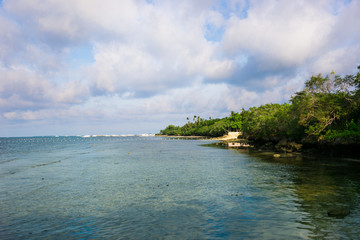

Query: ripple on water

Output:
[0, 137, 360, 239]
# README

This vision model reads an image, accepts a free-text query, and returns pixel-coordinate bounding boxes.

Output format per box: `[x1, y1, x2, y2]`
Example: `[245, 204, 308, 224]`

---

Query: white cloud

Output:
[310, 44, 360, 74]
[308, 0, 360, 75]
[3, 0, 138, 42]
[0, 65, 89, 111]
[87, 4, 235, 95]
[0, 13, 22, 64]
[1, 0, 360, 136]
[329, 0, 360, 47]
[223, 0, 335, 67]
[4, 110, 40, 121]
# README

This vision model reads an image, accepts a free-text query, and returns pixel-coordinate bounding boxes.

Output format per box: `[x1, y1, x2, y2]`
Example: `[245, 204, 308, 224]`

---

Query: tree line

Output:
[160, 66, 360, 144]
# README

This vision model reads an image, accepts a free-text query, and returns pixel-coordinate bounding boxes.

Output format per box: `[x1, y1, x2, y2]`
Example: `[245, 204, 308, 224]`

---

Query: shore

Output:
[156, 132, 242, 141]
[157, 133, 360, 159]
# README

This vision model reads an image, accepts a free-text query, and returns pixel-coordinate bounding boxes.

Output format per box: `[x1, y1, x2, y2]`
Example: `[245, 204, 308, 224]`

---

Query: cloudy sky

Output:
[0, 0, 359, 137]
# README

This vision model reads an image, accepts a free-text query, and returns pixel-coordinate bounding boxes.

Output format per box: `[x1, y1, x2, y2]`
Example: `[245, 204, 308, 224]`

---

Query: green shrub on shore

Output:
[159, 117, 230, 137]
[160, 66, 360, 144]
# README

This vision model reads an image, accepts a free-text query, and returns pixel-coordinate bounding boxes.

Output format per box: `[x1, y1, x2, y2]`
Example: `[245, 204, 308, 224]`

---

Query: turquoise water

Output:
[0, 136, 360, 239]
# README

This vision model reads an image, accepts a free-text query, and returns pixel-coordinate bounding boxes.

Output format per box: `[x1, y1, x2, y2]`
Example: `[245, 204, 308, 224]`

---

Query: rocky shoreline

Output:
[221, 137, 360, 159]
[157, 133, 360, 159]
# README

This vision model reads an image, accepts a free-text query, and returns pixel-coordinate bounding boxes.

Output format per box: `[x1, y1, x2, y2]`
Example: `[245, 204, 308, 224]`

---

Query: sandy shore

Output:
[209, 132, 241, 141]
[156, 132, 241, 141]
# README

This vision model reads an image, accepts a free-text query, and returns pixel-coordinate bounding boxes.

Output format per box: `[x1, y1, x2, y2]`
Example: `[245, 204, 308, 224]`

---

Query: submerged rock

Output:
[327, 208, 350, 218]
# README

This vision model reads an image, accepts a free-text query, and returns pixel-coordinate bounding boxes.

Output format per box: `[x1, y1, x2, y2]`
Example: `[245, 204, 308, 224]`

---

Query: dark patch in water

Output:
[31, 160, 61, 168]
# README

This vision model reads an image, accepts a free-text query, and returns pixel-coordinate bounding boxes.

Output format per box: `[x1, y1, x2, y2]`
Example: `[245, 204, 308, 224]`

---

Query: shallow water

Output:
[0, 136, 359, 239]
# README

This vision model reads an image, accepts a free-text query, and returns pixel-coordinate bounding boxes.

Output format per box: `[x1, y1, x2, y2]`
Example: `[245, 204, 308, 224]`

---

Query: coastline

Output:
[157, 133, 360, 160]
[156, 132, 242, 141]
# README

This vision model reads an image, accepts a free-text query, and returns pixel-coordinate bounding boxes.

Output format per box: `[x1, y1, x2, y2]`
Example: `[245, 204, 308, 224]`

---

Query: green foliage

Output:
[159, 66, 360, 143]
[208, 119, 229, 136]
[240, 103, 300, 141]
[325, 120, 360, 141]
[290, 68, 360, 141]
[160, 117, 230, 137]
[228, 111, 243, 131]
[159, 125, 181, 135]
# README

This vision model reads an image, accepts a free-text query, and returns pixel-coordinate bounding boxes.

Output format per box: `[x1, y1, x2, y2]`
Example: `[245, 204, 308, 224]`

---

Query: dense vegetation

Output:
[160, 66, 360, 145]
[159, 116, 231, 137]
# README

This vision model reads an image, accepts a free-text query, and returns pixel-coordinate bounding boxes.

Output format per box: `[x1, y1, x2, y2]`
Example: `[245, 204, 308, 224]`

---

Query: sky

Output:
[0, 0, 360, 137]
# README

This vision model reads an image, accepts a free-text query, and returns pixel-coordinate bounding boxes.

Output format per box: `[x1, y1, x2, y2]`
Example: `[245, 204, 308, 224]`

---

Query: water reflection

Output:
[1, 137, 360, 239]
[243, 150, 360, 239]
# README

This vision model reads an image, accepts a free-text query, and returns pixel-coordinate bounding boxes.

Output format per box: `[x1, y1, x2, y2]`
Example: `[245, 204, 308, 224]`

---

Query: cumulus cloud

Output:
[89, 40, 234, 96]
[0, 0, 359, 136]
[0, 14, 20, 64]
[309, 0, 360, 74]
[223, 1, 335, 66]
[0, 65, 89, 112]
[220, 0, 360, 91]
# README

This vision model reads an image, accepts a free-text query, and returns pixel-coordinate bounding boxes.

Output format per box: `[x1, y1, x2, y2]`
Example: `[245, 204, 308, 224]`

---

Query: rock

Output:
[327, 208, 350, 218]
[275, 139, 303, 153]
[289, 142, 303, 151]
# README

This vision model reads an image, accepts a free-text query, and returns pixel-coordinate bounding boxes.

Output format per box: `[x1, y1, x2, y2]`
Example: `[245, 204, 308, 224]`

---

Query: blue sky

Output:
[0, 0, 360, 137]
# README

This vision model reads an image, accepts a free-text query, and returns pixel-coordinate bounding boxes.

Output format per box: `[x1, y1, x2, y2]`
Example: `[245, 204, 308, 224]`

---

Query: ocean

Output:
[1, 136, 360, 239]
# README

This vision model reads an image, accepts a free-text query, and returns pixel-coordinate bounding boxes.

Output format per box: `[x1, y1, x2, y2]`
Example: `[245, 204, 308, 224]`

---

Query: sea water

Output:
[0, 136, 359, 239]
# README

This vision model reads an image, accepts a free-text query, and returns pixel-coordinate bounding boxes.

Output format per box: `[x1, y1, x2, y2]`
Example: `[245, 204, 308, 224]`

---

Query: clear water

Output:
[0, 136, 359, 239]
